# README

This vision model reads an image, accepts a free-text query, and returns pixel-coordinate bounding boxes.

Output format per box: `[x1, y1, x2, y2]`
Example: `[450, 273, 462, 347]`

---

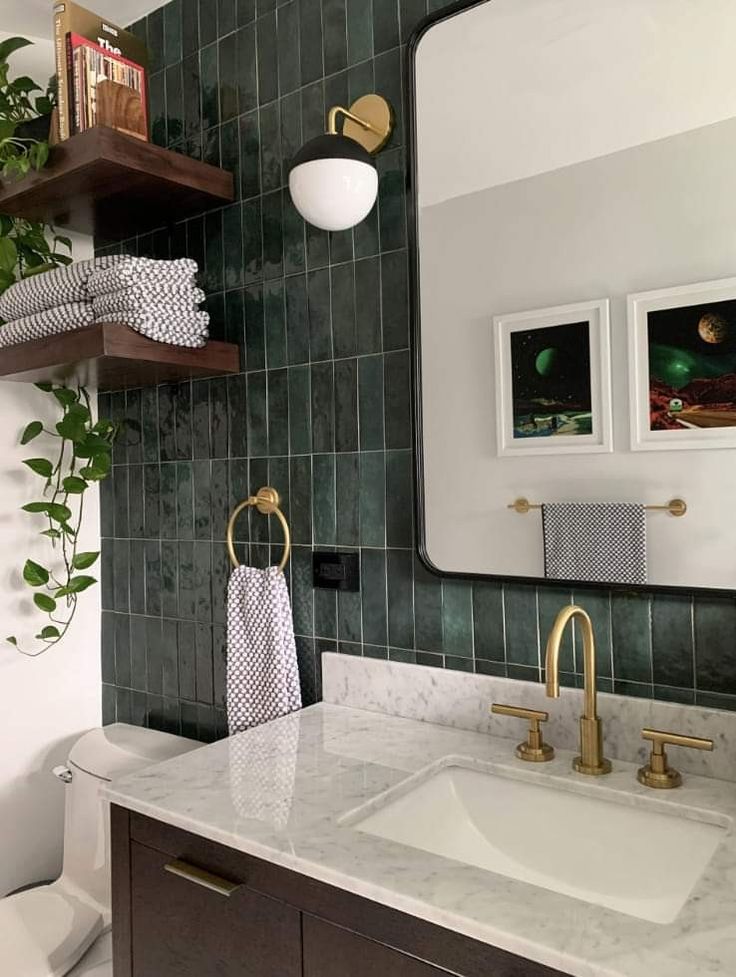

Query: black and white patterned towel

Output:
[97, 308, 210, 347]
[0, 301, 95, 347]
[92, 286, 206, 317]
[542, 503, 647, 585]
[87, 257, 198, 297]
[227, 565, 302, 734]
[0, 256, 123, 321]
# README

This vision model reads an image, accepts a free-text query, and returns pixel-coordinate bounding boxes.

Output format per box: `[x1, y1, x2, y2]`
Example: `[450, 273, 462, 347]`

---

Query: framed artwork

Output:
[493, 299, 613, 457]
[629, 277, 736, 451]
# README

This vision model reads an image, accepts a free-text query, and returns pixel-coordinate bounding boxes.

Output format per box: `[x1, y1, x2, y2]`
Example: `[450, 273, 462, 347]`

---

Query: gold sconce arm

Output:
[325, 95, 394, 154]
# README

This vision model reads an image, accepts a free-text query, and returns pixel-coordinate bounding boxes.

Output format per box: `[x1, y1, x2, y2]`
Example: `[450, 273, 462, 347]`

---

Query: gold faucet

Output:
[545, 605, 612, 776]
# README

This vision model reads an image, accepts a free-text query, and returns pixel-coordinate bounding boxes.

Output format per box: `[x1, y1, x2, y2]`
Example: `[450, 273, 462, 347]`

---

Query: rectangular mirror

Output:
[412, 0, 736, 591]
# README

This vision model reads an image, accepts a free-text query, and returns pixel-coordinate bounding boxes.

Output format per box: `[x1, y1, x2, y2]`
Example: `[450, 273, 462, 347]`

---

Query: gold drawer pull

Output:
[638, 728, 714, 789]
[164, 859, 241, 897]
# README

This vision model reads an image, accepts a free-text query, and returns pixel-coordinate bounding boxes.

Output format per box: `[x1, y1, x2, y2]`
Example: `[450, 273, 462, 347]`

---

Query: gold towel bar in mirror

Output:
[226, 487, 291, 572]
[508, 497, 687, 517]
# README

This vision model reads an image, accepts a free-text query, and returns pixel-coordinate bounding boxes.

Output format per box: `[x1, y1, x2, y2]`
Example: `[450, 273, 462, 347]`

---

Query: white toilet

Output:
[1, 723, 200, 977]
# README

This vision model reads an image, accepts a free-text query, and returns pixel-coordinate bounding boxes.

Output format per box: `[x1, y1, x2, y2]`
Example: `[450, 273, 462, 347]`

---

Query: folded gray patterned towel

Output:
[98, 308, 210, 347]
[0, 301, 95, 347]
[92, 286, 206, 319]
[87, 257, 198, 297]
[0, 256, 123, 321]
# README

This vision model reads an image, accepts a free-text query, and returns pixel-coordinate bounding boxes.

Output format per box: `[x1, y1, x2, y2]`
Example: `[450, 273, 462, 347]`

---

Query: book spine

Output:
[53, 4, 71, 141]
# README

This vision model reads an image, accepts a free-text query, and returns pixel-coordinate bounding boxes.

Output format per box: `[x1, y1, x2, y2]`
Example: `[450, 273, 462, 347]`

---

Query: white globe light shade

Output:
[289, 158, 378, 232]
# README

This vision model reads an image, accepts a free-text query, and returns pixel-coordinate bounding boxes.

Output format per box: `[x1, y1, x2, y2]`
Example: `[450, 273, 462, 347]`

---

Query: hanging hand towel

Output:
[542, 503, 647, 585]
[227, 565, 302, 734]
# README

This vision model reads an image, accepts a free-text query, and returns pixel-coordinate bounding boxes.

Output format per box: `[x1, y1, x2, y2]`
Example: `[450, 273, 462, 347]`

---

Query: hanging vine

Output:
[7, 382, 118, 656]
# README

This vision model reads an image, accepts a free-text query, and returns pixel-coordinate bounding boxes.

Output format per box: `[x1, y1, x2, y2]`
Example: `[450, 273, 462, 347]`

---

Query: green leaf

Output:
[12, 76, 41, 93]
[23, 457, 52, 477]
[62, 475, 86, 494]
[54, 235, 72, 252]
[33, 593, 56, 612]
[23, 559, 48, 586]
[74, 434, 112, 458]
[53, 387, 77, 408]
[39, 625, 60, 639]
[59, 522, 76, 538]
[20, 420, 43, 444]
[30, 141, 49, 171]
[0, 37, 33, 62]
[46, 502, 72, 523]
[66, 575, 96, 594]
[0, 214, 13, 236]
[34, 95, 52, 116]
[72, 550, 99, 570]
[34, 381, 53, 392]
[56, 414, 86, 442]
[22, 501, 49, 514]
[6, 636, 17, 646]
[79, 465, 105, 480]
[0, 236, 17, 275]
[40, 528, 61, 539]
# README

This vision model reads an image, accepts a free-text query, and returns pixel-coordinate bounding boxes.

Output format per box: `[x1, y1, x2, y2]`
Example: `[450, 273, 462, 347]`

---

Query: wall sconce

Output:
[288, 94, 394, 232]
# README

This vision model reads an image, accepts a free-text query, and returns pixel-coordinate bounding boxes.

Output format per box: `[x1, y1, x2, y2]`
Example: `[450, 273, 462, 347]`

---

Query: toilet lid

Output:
[0, 885, 103, 977]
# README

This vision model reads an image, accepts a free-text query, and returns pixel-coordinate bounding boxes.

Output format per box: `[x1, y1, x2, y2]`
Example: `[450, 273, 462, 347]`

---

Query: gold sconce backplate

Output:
[343, 95, 393, 154]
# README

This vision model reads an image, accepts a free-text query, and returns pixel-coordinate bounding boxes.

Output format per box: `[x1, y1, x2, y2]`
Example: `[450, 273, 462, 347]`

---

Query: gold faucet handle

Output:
[491, 703, 554, 763]
[637, 728, 714, 789]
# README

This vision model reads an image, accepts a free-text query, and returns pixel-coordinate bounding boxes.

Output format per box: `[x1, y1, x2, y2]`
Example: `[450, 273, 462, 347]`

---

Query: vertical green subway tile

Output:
[259, 101, 282, 192]
[114, 613, 132, 688]
[358, 354, 385, 451]
[362, 549, 388, 646]
[264, 279, 287, 368]
[177, 461, 195, 537]
[331, 262, 357, 357]
[378, 148, 406, 252]
[381, 250, 409, 350]
[219, 0, 237, 34]
[300, 78, 325, 143]
[472, 581, 504, 662]
[399, 0, 426, 44]
[285, 274, 310, 363]
[313, 454, 336, 544]
[129, 542, 146, 615]
[158, 384, 176, 461]
[385, 449, 412, 548]
[289, 455, 312, 544]
[223, 202, 244, 289]
[113, 467, 129, 537]
[374, 47, 403, 148]
[247, 370, 268, 455]
[182, 52, 202, 141]
[192, 460, 211, 539]
[178, 621, 196, 701]
[210, 377, 230, 458]
[222, 116, 241, 194]
[372, 0, 399, 53]
[175, 382, 193, 460]
[334, 358, 359, 451]
[244, 282, 266, 371]
[442, 580, 473, 657]
[249, 458, 270, 542]
[128, 466, 144, 538]
[572, 589, 612, 678]
[299, 0, 323, 85]
[140, 387, 159, 463]
[414, 555, 443, 653]
[257, 12, 279, 104]
[314, 587, 337, 639]
[338, 586, 362, 642]
[347, 57, 374, 104]
[165, 64, 184, 146]
[144, 465, 161, 537]
[219, 31, 238, 122]
[311, 361, 335, 452]
[330, 228, 353, 265]
[236, 22, 257, 114]
[387, 549, 414, 648]
[238, 0, 256, 22]
[307, 267, 333, 361]
[291, 546, 314, 634]
[538, 585, 574, 673]
[355, 256, 381, 353]
[267, 368, 290, 456]
[210, 460, 230, 541]
[148, 7, 165, 71]
[504, 584, 540, 668]
[277, 1, 301, 96]
[242, 196, 263, 282]
[160, 464, 177, 538]
[347, 0, 373, 64]
[182, 0, 199, 54]
[239, 110, 260, 198]
[353, 200, 379, 259]
[384, 350, 411, 449]
[651, 593, 694, 690]
[306, 222, 329, 272]
[288, 365, 312, 453]
[336, 453, 360, 545]
[695, 595, 736, 694]
[359, 451, 386, 547]
[280, 88, 302, 178]
[198, 0, 218, 44]
[200, 43, 219, 129]
[178, 540, 195, 620]
[322, 0, 347, 74]
[611, 592, 652, 684]
[194, 541, 213, 621]
[113, 539, 130, 612]
[262, 190, 283, 279]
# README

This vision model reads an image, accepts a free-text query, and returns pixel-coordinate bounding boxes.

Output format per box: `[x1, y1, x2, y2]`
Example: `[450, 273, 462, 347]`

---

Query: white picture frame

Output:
[628, 276, 736, 452]
[493, 299, 612, 457]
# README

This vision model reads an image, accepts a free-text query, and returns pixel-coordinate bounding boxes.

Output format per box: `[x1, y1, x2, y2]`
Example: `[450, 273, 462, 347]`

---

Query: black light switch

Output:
[312, 552, 360, 591]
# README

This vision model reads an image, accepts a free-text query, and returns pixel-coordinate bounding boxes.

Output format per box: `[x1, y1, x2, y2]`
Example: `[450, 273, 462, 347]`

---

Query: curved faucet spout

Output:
[545, 604, 611, 776]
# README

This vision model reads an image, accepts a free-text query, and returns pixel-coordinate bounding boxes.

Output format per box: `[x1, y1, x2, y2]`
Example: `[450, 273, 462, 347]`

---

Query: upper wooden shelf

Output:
[0, 323, 240, 391]
[0, 127, 234, 238]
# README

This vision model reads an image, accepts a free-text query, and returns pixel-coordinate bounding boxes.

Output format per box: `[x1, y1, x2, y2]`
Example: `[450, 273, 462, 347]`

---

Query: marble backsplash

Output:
[322, 652, 736, 782]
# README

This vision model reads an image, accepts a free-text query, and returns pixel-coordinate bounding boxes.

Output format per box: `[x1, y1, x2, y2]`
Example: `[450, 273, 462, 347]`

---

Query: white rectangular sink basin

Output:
[352, 762, 728, 924]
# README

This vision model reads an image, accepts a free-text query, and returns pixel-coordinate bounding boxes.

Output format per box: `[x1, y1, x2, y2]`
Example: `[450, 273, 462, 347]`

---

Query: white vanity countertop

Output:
[104, 702, 736, 977]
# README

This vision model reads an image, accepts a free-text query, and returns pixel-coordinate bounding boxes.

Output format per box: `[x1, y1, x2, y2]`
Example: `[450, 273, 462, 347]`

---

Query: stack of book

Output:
[53, 1, 149, 142]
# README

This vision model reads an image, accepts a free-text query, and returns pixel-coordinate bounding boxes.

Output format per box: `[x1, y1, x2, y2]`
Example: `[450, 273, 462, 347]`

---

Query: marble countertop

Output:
[105, 703, 736, 977]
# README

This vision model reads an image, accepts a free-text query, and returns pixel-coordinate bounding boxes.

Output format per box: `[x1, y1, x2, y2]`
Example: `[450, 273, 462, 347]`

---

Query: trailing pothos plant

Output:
[7, 383, 118, 656]
[0, 36, 72, 297]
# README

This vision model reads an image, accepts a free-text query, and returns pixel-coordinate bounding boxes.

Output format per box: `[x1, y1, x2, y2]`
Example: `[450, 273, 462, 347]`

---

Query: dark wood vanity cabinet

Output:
[112, 806, 569, 977]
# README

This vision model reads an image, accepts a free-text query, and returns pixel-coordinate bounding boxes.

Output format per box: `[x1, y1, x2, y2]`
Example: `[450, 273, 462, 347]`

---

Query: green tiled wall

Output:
[98, 0, 736, 740]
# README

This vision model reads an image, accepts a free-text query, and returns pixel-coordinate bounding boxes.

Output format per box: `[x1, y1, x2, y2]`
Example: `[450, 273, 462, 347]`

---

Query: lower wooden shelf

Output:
[0, 322, 240, 390]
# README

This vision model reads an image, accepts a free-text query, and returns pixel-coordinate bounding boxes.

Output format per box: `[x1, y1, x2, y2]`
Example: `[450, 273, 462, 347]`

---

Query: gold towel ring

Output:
[226, 487, 291, 572]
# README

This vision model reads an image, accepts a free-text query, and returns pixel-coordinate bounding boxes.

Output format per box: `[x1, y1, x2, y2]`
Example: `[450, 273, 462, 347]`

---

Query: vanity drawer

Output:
[129, 840, 301, 977]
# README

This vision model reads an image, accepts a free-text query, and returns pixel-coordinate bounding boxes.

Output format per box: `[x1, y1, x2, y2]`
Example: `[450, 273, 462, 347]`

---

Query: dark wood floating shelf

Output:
[0, 323, 240, 390]
[0, 127, 234, 238]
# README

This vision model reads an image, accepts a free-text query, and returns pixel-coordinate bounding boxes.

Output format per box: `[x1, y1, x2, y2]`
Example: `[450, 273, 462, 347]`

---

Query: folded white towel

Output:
[92, 286, 206, 318]
[227, 565, 302, 733]
[0, 301, 95, 347]
[0, 256, 123, 321]
[87, 257, 198, 297]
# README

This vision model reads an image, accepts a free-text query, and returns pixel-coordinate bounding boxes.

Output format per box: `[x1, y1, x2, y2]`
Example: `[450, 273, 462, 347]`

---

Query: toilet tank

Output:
[59, 724, 200, 914]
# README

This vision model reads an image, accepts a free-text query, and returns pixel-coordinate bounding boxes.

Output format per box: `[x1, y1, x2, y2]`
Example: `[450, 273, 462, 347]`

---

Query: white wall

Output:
[0, 34, 99, 897]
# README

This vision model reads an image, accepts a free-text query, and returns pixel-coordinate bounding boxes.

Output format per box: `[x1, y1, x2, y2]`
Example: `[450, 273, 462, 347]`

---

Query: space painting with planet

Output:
[647, 299, 736, 432]
[509, 321, 593, 439]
